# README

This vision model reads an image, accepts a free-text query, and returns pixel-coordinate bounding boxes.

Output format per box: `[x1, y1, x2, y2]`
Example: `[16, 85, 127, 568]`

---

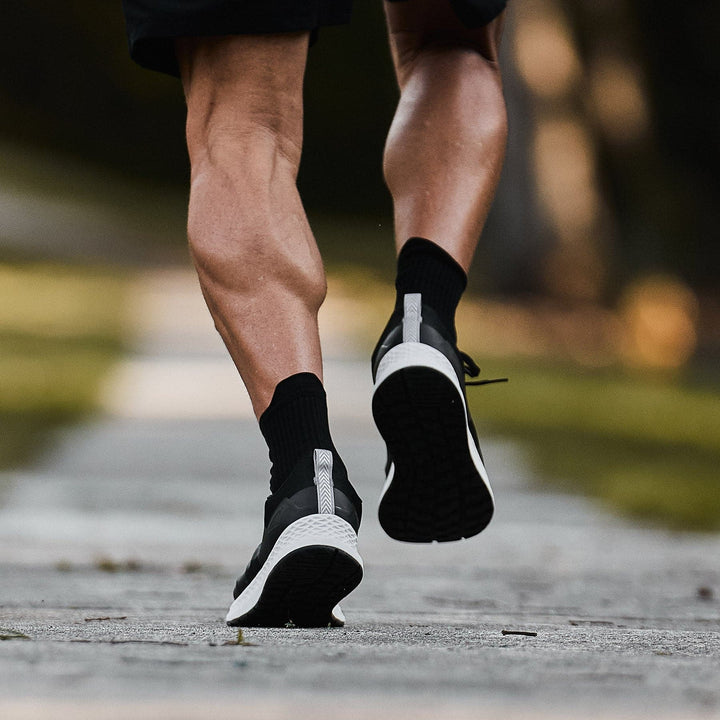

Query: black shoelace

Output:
[460, 350, 508, 387]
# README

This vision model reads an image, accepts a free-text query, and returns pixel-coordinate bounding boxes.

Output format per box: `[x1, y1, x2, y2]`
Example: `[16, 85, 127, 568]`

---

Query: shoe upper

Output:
[233, 449, 361, 599]
[372, 296, 466, 390]
[371, 293, 484, 465]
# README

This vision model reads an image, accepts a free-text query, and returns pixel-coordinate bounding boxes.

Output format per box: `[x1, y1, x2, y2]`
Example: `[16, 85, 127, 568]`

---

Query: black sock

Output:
[259, 372, 338, 493]
[373, 237, 467, 363]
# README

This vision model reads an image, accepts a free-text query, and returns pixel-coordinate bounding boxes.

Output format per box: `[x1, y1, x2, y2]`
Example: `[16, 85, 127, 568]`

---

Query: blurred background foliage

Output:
[2, 2, 718, 292]
[0, 1, 718, 527]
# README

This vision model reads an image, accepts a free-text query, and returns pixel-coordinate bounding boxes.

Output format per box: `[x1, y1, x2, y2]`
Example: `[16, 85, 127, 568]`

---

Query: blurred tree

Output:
[0, 2, 542, 294]
[559, 0, 720, 293]
[0, 1, 187, 182]
[302, 2, 397, 214]
[635, 1, 720, 291]
[1, 1, 715, 298]
[0, 1, 400, 205]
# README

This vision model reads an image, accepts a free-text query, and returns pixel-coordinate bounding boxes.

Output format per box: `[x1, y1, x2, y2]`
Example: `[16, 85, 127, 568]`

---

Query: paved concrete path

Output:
[1, 269, 719, 719]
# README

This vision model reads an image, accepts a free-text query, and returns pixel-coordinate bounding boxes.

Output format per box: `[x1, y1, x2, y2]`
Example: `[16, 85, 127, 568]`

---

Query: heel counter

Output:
[332, 489, 362, 533]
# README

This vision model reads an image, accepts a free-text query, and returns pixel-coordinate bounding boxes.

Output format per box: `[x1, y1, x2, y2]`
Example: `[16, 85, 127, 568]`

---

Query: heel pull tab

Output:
[402, 293, 422, 343]
[313, 449, 335, 514]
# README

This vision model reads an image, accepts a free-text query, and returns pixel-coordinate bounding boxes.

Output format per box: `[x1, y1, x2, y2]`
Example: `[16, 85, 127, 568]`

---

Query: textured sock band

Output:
[259, 372, 335, 492]
[394, 238, 467, 340]
[372, 238, 467, 368]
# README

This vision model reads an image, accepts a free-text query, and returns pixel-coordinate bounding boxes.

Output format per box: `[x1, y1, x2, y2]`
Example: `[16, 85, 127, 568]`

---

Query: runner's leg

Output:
[383, 0, 507, 270]
[177, 33, 324, 419]
[371, 0, 508, 541]
[177, 33, 363, 626]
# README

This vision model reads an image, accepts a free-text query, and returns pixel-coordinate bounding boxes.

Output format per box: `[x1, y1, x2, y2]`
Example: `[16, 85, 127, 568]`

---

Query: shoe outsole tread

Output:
[373, 365, 494, 542]
[226, 545, 363, 628]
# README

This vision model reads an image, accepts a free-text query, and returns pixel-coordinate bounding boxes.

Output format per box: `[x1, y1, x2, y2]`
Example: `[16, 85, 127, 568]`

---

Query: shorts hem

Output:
[123, 2, 353, 77]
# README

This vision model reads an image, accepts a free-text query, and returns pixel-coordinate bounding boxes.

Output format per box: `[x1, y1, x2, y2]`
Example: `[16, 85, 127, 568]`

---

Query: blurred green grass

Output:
[0, 262, 128, 468]
[468, 359, 720, 531]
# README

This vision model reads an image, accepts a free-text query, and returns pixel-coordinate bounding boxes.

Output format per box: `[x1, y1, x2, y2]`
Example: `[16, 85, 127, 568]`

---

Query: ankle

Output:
[373, 238, 467, 366]
[259, 373, 337, 492]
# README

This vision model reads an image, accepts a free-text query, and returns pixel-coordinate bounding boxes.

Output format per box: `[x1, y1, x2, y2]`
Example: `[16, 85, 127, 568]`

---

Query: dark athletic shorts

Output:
[122, 0, 507, 78]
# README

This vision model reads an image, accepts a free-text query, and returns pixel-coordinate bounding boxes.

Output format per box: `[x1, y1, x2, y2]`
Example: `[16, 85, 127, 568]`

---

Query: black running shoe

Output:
[226, 449, 363, 628]
[372, 293, 503, 543]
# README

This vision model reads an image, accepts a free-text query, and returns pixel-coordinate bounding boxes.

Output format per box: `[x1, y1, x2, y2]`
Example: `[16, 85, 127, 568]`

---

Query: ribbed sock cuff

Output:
[259, 372, 335, 492]
[372, 238, 467, 369]
[394, 238, 467, 335]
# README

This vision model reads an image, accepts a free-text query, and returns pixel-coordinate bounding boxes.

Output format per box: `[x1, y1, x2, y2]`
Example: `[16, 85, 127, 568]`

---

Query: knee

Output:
[386, 46, 507, 150]
[398, 37, 504, 96]
[461, 49, 508, 143]
[185, 106, 302, 190]
[389, 4, 505, 85]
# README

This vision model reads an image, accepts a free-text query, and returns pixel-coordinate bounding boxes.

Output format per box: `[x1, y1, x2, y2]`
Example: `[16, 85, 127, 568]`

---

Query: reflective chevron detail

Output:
[402, 293, 422, 343]
[313, 448, 335, 514]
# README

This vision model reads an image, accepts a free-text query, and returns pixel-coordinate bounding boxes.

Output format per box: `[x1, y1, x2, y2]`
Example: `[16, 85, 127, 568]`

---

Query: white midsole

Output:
[226, 513, 363, 625]
[373, 342, 494, 504]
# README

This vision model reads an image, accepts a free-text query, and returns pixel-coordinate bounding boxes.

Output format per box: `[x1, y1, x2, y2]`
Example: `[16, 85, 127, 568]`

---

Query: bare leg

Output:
[383, 0, 507, 270]
[176, 32, 363, 631]
[371, 2, 508, 543]
[177, 33, 324, 417]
